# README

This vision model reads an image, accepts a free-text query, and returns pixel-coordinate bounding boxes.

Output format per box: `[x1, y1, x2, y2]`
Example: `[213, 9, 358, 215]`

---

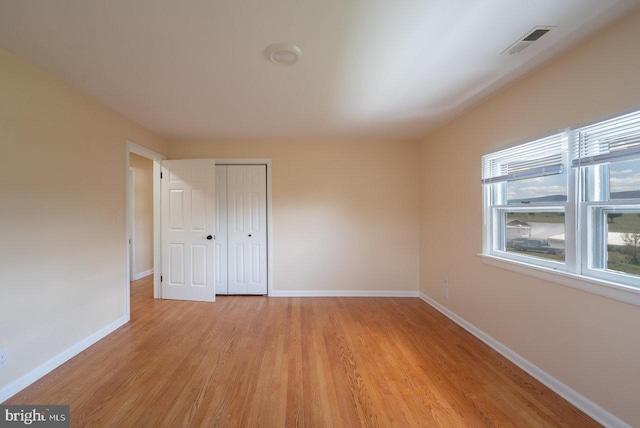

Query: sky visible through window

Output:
[507, 159, 640, 203]
[610, 159, 640, 198]
[507, 174, 566, 203]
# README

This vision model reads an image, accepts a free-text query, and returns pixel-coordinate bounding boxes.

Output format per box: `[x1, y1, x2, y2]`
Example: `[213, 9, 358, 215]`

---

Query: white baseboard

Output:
[269, 290, 419, 297]
[0, 316, 128, 403]
[418, 293, 630, 428]
[133, 269, 153, 281]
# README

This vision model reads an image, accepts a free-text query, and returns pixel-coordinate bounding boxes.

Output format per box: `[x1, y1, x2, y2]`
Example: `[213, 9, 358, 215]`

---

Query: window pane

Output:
[505, 212, 565, 262]
[607, 212, 640, 276]
[609, 159, 640, 199]
[507, 174, 567, 204]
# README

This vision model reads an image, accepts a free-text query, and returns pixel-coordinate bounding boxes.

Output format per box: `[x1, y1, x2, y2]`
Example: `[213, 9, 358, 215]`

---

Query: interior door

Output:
[227, 165, 267, 295]
[161, 159, 216, 302]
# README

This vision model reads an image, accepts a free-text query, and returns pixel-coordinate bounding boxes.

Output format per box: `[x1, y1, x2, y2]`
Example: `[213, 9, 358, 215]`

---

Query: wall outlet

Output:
[0, 349, 7, 368]
[444, 276, 449, 299]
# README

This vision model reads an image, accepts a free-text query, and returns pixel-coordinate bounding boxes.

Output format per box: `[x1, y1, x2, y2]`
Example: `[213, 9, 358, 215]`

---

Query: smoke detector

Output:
[265, 43, 302, 65]
[503, 26, 553, 55]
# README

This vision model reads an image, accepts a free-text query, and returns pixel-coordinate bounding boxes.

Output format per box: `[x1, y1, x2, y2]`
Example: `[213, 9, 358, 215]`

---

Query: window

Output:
[483, 133, 569, 270]
[482, 108, 640, 296]
[575, 109, 640, 288]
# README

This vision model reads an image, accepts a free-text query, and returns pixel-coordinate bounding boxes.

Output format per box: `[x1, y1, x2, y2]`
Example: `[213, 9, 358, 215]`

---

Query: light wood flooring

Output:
[6, 276, 598, 427]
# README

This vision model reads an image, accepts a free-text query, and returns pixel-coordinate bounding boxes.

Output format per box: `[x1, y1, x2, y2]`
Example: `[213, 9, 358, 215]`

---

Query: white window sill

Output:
[479, 253, 640, 307]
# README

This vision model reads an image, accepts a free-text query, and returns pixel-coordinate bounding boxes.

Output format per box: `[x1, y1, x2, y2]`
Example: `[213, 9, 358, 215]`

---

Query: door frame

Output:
[215, 159, 273, 296]
[125, 140, 166, 318]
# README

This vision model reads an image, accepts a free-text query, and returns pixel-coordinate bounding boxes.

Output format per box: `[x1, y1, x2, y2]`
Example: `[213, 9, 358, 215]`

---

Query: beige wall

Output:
[419, 11, 640, 426]
[169, 140, 420, 293]
[129, 153, 154, 277]
[0, 47, 168, 391]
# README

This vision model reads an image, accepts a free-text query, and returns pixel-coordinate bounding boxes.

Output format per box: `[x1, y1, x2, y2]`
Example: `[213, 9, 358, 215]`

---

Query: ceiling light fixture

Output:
[265, 43, 302, 65]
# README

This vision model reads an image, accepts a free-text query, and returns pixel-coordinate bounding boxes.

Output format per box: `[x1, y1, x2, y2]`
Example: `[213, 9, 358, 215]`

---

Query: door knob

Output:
[248, 234, 252, 237]
[206, 235, 213, 240]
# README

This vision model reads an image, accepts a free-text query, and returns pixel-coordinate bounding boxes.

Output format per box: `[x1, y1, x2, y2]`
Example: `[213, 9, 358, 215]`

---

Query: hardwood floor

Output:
[6, 276, 598, 427]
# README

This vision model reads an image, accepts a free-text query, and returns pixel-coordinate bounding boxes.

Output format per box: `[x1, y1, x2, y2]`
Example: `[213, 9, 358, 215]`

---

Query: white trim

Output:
[480, 253, 640, 307]
[127, 140, 165, 161]
[269, 290, 419, 297]
[418, 293, 631, 428]
[266, 164, 273, 298]
[133, 269, 154, 281]
[153, 160, 161, 298]
[0, 316, 128, 403]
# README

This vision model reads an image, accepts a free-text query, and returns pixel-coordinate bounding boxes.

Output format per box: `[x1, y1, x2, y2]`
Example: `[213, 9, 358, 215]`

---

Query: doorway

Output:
[129, 154, 154, 281]
[125, 141, 165, 318]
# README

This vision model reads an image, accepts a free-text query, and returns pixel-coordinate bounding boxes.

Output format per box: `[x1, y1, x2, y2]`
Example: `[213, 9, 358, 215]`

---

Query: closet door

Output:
[227, 165, 268, 295]
[214, 166, 228, 294]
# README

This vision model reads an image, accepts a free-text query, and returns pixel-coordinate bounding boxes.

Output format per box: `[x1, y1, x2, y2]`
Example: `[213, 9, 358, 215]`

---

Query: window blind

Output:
[572, 109, 640, 167]
[482, 133, 565, 184]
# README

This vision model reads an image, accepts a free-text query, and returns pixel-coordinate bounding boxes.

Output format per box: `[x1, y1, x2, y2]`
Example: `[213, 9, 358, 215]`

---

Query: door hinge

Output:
[160, 275, 163, 282]
[160, 172, 163, 179]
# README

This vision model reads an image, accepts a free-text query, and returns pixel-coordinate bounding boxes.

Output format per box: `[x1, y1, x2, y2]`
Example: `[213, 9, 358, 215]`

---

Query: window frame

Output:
[481, 107, 640, 307]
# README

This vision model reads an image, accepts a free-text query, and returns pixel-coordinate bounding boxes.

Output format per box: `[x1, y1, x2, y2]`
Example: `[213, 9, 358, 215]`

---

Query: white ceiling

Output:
[0, 0, 638, 141]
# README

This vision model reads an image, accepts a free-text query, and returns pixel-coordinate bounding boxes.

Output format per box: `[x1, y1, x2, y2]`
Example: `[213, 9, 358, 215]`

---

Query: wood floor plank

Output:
[3, 277, 600, 427]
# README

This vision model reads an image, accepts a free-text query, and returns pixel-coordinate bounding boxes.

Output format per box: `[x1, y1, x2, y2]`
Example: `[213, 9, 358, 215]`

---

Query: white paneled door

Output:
[216, 165, 267, 295]
[161, 159, 216, 302]
[214, 166, 228, 294]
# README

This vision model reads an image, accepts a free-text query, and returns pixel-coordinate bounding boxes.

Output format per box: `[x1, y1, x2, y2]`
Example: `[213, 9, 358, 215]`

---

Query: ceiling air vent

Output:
[503, 26, 553, 55]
